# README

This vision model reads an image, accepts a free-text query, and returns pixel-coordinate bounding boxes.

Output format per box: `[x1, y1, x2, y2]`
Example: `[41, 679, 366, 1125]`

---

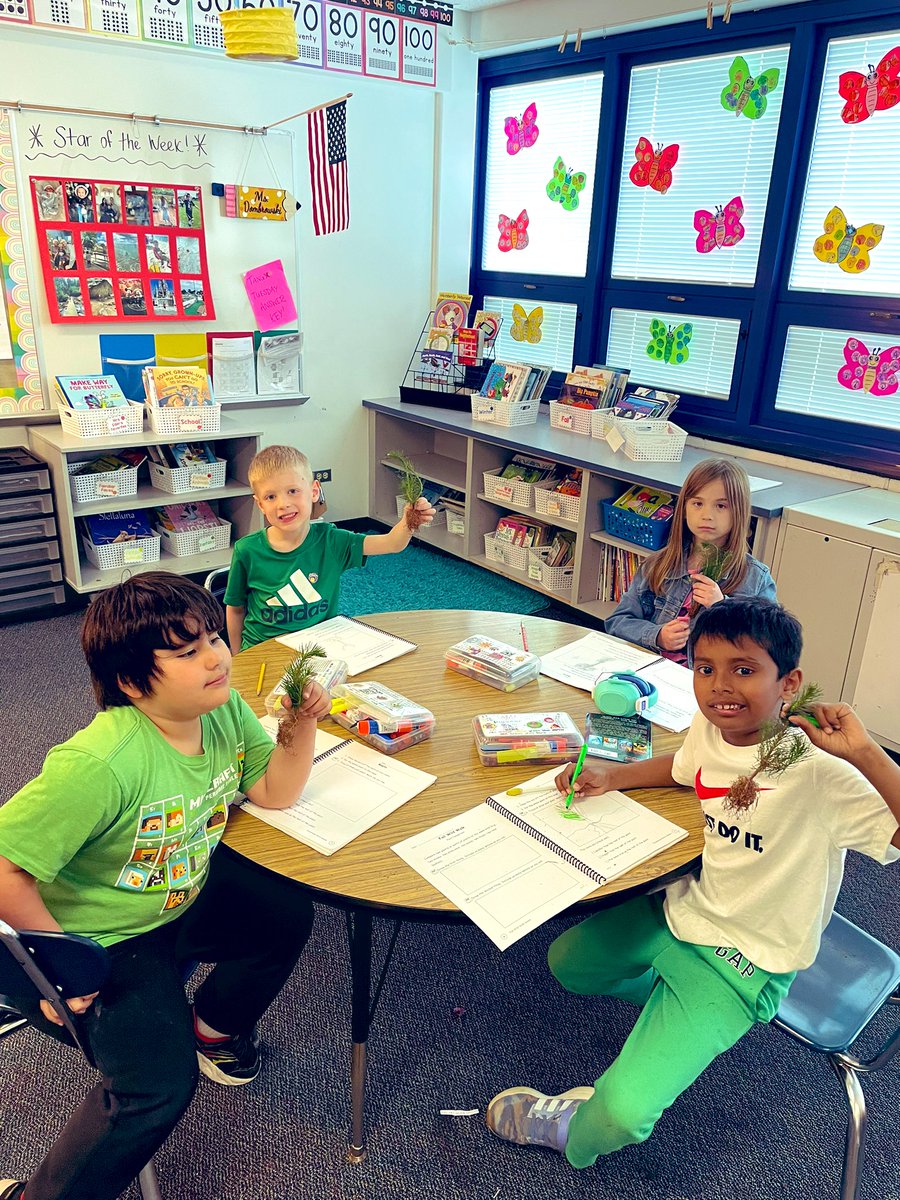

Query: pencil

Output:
[520, 621, 529, 652]
[255, 662, 267, 696]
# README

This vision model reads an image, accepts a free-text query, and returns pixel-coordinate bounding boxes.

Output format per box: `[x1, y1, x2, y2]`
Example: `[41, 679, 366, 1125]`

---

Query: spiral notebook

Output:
[243, 727, 435, 856]
[276, 615, 416, 676]
[392, 767, 687, 950]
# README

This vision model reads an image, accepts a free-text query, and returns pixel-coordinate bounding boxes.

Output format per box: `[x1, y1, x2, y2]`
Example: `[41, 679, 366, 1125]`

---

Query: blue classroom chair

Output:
[773, 912, 900, 1200]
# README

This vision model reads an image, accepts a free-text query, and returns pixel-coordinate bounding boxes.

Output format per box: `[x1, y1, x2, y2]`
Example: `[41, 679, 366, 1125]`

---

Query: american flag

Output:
[307, 99, 349, 236]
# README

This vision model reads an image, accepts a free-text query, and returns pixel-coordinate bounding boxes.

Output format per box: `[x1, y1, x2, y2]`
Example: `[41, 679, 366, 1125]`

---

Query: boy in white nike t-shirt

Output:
[225, 445, 435, 650]
[486, 598, 900, 1169]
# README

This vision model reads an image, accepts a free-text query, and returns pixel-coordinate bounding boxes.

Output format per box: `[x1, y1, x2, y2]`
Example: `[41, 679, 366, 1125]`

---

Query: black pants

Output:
[11, 844, 314, 1200]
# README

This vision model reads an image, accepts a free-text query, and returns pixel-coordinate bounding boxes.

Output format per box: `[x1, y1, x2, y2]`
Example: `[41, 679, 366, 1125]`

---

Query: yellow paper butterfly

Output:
[510, 303, 544, 344]
[813, 206, 884, 274]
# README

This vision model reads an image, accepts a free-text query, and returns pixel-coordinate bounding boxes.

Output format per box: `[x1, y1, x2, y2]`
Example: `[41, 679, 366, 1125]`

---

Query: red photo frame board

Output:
[30, 176, 215, 324]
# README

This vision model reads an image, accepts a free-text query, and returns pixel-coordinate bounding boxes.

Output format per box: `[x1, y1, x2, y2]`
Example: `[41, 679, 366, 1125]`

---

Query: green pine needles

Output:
[386, 450, 426, 531]
[697, 541, 735, 583]
[276, 643, 326, 747]
[724, 683, 823, 813]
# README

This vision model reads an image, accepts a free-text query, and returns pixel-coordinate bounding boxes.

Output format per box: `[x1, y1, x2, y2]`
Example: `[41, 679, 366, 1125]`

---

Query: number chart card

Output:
[286, 0, 436, 85]
[142, 0, 191, 46]
[31, 176, 215, 324]
[190, 0, 229, 51]
[30, 0, 87, 29]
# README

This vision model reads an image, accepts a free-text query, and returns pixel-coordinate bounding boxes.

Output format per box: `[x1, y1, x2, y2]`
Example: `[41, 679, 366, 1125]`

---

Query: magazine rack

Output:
[399, 311, 502, 413]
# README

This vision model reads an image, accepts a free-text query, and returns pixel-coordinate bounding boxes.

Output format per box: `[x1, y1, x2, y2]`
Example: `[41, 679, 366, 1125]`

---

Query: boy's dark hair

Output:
[82, 572, 224, 709]
[689, 597, 803, 677]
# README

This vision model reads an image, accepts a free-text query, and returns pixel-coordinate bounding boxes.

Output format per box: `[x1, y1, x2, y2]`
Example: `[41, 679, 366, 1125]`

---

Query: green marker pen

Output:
[565, 743, 589, 810]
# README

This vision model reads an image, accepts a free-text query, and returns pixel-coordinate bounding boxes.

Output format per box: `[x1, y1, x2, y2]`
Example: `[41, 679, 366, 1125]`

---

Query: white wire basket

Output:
[445, 509, 466, 536]
[533, 481, 582, 522]
[591, 409, 617, 439]
[482, 471, 535, 507]
[157, 521, 232, 558]
[620, 420, 688, 462]
[527, 546, 574, 592]
[549, 401, 593, 435]
[149, 459, 227, 495]
[82, 534, 161, 571]
[67, 462, 139, 504]
[470, 396, 539, 427]
[483, 532, 529, 571]
[147, 403, 222, 436]
[58, 403, 144, 441]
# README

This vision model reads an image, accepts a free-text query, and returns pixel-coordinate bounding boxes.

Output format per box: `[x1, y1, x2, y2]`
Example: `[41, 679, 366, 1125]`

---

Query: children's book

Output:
[243, 728, 436, 857]
[455, 327, 483, 366]
[154, 501, 220, 532]
[499, 453, 558, 484]
[276, 615, 417, 677]
[82, 509, 155, 545]
[614, 485, 675, 518]
[71, 449, 147, 475]
[142, 365, 214, 407]
[432, 292, 472, 332]
[480, 362, 531, 404]
[585, 711, 653, 762]
[392, 767, 687, 950]
[169, 442, 217, 469]
[473, 309, 502, 344]
[55, 375, 129, 410]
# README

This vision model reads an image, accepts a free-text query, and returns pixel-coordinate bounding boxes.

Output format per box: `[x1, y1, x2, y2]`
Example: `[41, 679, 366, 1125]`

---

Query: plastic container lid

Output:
[473, 711, 583, 753]
[445, 635, 541, 684]
[330, 681, 433, 729]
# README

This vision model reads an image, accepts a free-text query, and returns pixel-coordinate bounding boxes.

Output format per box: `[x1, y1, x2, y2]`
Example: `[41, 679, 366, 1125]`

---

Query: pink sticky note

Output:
[242, 260, 298, 332]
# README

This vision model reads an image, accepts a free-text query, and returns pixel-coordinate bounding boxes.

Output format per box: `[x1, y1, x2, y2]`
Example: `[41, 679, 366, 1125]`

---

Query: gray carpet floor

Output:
[0, 546, 898, 1200]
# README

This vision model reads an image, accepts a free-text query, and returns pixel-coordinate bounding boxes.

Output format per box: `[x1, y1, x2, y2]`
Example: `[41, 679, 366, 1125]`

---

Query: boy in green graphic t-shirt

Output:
[224, 444, 435, 651]
[0, 573, 329, 1200]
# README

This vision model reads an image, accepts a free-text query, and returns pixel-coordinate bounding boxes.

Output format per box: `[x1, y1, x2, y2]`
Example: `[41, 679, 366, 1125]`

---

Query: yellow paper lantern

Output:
[219, 8, 299, 62]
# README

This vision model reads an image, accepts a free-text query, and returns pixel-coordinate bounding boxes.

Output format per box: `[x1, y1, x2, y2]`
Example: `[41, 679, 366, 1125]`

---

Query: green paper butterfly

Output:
[720, 55, 780, 120]
[546, 157, 587, 211]
[646, 319, 693, 365]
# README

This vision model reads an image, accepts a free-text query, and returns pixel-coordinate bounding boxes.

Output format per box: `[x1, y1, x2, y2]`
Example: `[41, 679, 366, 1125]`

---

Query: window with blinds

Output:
[481, 73, 603, 278]
[611, 46, 789, 286]
[788, 29, 900, 297]
[775, 324, 900, 431]
[483, 295, 577, 373]
[606, 307, 741, 400]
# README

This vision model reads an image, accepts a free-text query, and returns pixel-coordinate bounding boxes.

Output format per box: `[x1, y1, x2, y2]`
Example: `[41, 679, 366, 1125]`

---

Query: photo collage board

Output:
[30, 176, 215, 324]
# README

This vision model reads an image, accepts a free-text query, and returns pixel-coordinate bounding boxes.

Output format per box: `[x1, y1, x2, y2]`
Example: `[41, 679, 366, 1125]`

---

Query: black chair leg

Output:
[831, 1057, 867, 1200]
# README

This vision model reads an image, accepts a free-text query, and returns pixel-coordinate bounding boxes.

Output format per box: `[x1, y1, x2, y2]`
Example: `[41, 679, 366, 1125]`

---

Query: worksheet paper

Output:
[392, 768, 688, 951]
[636, 658, 699, 732]
[277, 615, 416, 676]
[242, 728, 435, 855]
[539, 632, 660, 690]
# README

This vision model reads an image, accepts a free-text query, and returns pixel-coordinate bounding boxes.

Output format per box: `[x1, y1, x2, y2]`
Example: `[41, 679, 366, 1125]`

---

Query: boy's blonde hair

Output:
[248, 444, 313, 493]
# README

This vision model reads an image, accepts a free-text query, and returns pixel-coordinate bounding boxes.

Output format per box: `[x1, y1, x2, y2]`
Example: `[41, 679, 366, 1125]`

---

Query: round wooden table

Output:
[225, 610, 703, 1160]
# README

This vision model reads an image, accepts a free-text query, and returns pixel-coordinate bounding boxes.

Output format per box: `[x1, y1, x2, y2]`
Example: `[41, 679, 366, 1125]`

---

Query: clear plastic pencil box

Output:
[445, 635, 541, 692]
[472, 712, 583, 766]
[329, 681, 434, 732]
[330, 710, 434, 755]
[264, 657, 349, 717]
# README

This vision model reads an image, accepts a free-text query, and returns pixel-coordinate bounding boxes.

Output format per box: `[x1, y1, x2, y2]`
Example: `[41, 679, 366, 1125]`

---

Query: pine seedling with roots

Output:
[276, 643, 326, 748]
[386, 450, 427, 531]
[689, 541, 736, 617]
[723, 683, 823, 813]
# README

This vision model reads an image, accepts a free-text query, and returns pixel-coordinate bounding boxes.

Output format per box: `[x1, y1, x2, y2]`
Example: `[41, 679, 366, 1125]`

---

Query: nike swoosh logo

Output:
[695, 767, 772, 800]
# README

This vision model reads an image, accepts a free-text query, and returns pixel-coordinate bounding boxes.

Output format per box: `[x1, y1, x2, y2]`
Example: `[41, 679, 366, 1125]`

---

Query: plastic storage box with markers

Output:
[329, 681, 435, 755]
[473, 711, 583, 767]
[264, 657, 349, 718]
[444, 634, 541, 692]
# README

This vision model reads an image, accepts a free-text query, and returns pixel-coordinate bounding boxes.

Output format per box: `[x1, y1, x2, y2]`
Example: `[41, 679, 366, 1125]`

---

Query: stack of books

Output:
[69, 449, 147, 476]
[494, 514, 549, 547]
[445, 634, 542, 692]
[542, 528, 576, 568]
[329, 681, 435, 755]
[556, 364, 630, 410]
[55, 375, 129, 411]
[142, 365, 215, 407]
[614, 485, 675, 521]
[479, 362, 551, 406]
[498, 453, 558, 486]
[598, 543, 645, 602]
[153, 500, 223, 534]
[146, 442, 217, 470]
[80, 509, 155, 546]
[472, 711, 583, 768]
[609, 386, 680, 421]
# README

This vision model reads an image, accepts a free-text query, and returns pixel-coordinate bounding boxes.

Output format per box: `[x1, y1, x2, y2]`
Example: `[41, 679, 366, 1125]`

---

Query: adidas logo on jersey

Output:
[260, 569, 329, 625]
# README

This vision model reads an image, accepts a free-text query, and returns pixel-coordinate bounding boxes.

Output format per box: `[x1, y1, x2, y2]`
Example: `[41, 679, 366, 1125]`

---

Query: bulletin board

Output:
[4, 107, 299, 414]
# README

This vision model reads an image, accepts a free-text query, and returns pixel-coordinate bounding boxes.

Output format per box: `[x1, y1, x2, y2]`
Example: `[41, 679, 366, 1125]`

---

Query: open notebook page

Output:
[539, 631, 660, 691]
[276, 615, 415, 676]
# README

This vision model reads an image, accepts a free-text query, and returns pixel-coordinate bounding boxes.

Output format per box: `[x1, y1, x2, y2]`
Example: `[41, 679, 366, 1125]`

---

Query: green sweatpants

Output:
[548, 893, 795, 1168]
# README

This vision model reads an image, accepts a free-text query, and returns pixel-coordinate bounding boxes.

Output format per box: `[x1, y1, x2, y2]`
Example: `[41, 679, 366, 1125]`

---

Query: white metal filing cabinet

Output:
[773, 488, 900, 752]
[0, 446, 65, 620]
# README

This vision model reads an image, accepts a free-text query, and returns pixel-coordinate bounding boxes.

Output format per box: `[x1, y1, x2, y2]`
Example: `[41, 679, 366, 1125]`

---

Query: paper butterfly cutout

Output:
[694, 197, 745, 253]
[839, 46, 900, 123]
[720, 56, 780, 119]
[837, 338, 900, 396]
[813, 207, 884, 274]
[504, 102, 539, 154]
[510, 304, 544, 344]
[497, 210, 529, 252]
[629, 138, 679, 195]
[546, 157, 586, 210]
[646, 318, 693, 365]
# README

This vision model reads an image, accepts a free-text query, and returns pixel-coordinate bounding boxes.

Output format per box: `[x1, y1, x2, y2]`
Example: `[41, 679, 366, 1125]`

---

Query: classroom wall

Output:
[0, 23, 478, 520]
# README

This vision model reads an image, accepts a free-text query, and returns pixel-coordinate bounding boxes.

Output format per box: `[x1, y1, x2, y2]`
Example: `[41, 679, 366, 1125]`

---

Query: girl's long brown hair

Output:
[646, 458, 752, 595]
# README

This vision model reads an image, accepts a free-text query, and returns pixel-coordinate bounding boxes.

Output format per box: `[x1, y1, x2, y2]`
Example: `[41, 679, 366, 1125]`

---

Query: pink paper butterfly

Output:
[498, 210, 529, 252]
[629, 138, 679, 194]
[694, 196, 745, 253]
[837, 337, 900, 396]
[504, 102, 539, 155]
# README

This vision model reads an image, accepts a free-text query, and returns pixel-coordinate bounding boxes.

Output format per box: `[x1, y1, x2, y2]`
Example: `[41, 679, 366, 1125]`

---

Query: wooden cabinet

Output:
[29, 416, 263, 594]
[365, 398, 862, 623]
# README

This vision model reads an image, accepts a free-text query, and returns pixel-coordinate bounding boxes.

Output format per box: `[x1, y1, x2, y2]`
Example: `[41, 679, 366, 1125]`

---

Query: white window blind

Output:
[481, 74, 603, 278]
[775, 325, 900, 431]
[789, 30, 900, 297]
[483, 295, 577, 373]
[606, 307, 741, 400]
[611, 46, 789, 286]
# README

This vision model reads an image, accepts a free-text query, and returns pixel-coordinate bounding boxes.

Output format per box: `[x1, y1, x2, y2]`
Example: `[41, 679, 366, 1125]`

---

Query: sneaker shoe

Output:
[486, 1086, 594, 1153]
[195, 1024, 260, 1087]
[0, 1181, 26, 1200]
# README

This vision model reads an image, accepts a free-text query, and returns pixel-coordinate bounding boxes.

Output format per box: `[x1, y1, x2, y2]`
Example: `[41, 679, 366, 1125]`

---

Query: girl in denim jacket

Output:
[604, 458, 776, 663]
